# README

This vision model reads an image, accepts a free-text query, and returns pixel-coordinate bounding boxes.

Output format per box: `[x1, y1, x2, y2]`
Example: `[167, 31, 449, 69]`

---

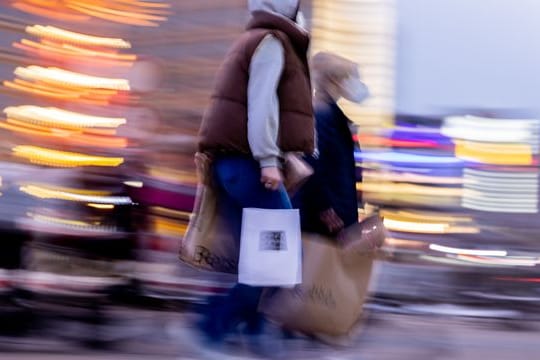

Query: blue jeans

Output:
[201, 155, 292, 341]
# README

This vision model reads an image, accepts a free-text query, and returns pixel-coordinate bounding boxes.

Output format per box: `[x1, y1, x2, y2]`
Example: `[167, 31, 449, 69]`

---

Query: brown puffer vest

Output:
[198, 11, 315, 155]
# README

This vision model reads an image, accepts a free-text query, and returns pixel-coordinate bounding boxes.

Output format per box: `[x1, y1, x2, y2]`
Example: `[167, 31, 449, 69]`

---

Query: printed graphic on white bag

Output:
[259, 231, 288, 251]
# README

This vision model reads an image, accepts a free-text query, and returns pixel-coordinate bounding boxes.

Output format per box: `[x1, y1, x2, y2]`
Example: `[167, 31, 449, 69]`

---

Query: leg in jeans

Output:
[204, 155, 291, 341]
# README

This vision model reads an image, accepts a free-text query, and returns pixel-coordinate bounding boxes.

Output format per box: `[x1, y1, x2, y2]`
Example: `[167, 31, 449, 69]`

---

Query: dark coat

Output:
[295, 101, 360, 234]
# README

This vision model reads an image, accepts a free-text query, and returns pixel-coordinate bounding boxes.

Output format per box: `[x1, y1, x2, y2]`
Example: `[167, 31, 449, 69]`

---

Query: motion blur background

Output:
[0, 0, 538, 359]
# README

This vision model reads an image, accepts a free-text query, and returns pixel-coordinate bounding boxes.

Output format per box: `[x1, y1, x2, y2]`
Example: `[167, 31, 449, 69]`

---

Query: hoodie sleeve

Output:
[247, 34, 285, 168]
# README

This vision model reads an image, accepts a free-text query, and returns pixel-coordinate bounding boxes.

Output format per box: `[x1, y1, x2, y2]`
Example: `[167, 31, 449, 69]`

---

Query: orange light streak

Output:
[106, 0, 171, 9]
[15, 79, 99, 100]
[1, 121, 127, 149]
[3, 80, 80, 100]
[14, 41, 133, 68]
[15, 66, 130, 91]
[26, 25, 131, 49]
[83, 128, 117, 136]
[62, 43, 136, 61]
[68, 0, 170, 17]
[12, 2, 90, 22]
[7, 118, 58, 132]
[66, 3, 160, 26]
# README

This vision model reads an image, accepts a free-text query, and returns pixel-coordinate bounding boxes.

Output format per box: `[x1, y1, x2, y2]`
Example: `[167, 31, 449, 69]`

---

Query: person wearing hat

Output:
[296, 52, 370, 235]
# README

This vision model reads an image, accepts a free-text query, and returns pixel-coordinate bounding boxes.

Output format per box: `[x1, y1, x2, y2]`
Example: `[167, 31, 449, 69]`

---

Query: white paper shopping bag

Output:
[238, 208, 302, 287]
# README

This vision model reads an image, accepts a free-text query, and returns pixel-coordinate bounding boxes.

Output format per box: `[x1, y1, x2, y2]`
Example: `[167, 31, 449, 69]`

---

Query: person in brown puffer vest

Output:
[192, 0, 315, 355]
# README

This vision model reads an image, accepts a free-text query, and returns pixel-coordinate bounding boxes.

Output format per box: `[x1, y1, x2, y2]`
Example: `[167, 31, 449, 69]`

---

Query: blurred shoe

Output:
[168, 317, 224, 360]
[242, 321, 286, 359]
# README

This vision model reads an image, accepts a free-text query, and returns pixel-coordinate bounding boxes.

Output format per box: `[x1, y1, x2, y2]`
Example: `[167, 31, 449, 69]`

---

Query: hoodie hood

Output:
[248, 0, 300, 20]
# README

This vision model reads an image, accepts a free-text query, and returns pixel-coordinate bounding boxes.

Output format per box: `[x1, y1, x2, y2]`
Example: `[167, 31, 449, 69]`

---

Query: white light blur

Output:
[358, 151, 462, 165]
[124, 180, 144, 188]
[442, 115, 539, 143]
[457, 255, 539, 267]
[429, 244, 507, 257]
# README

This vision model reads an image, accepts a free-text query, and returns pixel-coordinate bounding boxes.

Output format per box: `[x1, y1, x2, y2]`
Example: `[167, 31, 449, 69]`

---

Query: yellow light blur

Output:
[152, 216, 188, 237]
[14, 66, 130, 91]
[381, 209, 474, 223]
[88, 203, 115, 209]
[454, 140, 533, 165]
[13, 145, 124, 167]
[150, 206, 191, 221]
[26, 25, 132, 48]
[148, 167, 197, 185]
[4, 106, 126, 129]
[382, 211, 480, 234]
[384, 218, 449, 234]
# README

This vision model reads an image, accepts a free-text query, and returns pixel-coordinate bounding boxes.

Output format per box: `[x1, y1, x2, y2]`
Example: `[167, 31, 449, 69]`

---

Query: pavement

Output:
[0, 309, 538, 360]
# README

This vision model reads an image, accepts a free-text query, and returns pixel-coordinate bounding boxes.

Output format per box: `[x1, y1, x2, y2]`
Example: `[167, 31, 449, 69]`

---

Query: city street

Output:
[0, 309, 538, 360]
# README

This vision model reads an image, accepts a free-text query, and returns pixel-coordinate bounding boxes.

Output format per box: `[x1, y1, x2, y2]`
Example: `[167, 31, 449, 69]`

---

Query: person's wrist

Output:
[259, 156, 280, 168]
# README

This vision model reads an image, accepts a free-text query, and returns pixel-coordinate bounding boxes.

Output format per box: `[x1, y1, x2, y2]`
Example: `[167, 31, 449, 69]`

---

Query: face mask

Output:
[340, 76, 369, 104]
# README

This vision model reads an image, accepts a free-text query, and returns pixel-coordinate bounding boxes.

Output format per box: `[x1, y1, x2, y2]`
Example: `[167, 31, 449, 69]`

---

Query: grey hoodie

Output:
[248, 0, 300, 20]
[247, 0, 301, 168]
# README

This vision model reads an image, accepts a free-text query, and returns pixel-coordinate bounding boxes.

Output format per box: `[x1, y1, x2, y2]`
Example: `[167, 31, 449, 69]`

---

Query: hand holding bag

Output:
[283, 153, 314, 195]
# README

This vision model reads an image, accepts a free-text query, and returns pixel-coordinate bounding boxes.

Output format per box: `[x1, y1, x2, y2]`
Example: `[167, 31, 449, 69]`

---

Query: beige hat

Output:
[311, 52, 359, 91]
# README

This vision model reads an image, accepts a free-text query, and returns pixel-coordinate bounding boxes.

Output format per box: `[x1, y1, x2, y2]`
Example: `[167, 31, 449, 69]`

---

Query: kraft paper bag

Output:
[259, 215, 386, 336]
[238, 208, 302, 287]
[178, 153, 239, 274]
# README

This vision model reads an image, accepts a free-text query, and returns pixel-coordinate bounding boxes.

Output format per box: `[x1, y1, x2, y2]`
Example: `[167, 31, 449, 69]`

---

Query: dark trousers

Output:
[202, 155, 292, 341]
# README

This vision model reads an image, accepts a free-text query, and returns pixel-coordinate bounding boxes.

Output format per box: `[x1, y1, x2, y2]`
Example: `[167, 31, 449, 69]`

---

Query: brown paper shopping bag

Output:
[178, 153, 239, 274]
[259, 215, 386, 337]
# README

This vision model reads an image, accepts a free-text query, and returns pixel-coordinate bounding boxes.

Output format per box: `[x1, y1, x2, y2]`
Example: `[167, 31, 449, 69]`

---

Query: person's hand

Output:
[261, 166, 283, 191]
[319, 208, 345, 234]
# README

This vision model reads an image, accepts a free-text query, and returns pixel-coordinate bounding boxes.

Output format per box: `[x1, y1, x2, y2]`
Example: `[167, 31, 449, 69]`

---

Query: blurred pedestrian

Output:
[194, 0, 315, 354]
[295, 52, 369, 235]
